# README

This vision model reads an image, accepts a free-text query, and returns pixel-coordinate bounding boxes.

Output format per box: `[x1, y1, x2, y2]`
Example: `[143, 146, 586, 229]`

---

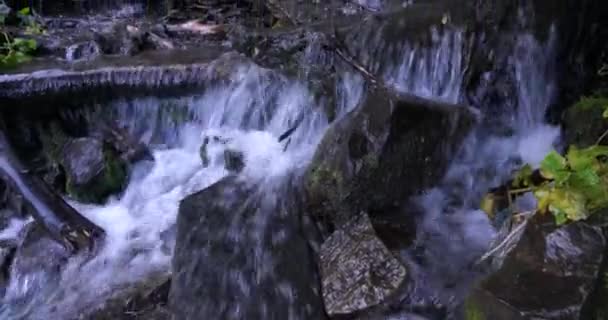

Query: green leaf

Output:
[548, 188, 589, 223]
[554, 210, 568, 225]
[540, 150, 567, 181]
[18, 7, 30, 16]
[603, 107, 608, 119]
[12, 38, 37, 52]
[533, 186, 552, 213]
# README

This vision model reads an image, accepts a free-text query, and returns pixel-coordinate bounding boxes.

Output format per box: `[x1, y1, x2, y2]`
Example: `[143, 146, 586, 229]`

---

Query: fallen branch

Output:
[167, 20, 225, 35]
[0, 127, 105, 254]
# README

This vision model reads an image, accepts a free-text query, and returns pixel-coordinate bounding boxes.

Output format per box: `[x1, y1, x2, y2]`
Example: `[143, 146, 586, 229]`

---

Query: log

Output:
[0, 129, 105, 254]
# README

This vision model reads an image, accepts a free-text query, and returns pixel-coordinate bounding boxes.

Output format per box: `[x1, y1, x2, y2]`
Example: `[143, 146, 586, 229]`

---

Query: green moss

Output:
[571, 96, 608, 111]
[464, 300, 486, 320]
[563, 96, 608, 147]
[66, 145, 127, 204]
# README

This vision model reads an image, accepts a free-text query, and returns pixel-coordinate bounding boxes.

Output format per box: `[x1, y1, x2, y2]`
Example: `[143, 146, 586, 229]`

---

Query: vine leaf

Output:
[540, 151, 568, 183]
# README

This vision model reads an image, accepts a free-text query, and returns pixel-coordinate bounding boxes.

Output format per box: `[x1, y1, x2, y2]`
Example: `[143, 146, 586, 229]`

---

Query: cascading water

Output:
[0, 13, 563, 320]
[0, 56, 363, 319]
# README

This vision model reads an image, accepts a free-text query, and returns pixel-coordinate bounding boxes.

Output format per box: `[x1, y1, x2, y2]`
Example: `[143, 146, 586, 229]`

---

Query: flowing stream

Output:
[0, 23, 560, 319]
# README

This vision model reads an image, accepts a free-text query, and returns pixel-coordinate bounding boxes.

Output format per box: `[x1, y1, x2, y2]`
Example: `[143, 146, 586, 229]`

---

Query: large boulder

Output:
[170, 176, 327, 320]
[466, 216, 605, 319]
[303, 88, 476, 234]
[320, 212, 407, 317]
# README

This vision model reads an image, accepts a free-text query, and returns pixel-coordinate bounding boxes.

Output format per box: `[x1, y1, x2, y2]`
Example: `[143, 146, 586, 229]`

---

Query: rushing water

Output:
[0, 22, 561, 320]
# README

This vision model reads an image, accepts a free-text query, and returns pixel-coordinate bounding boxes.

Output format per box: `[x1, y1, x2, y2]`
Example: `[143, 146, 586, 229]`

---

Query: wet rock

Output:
[85, 277, 172, 320]
[199, 134, 229, 167]
[95, 23, 144, 56]
[170, 176, 327, 320]
[223, 149, 244, 173]
[199, 134, 244, 172]
[4, 222, 70, 304]
[320, 212, 407, 316]
[304, 89, 476, 234]
[468, 216, 605, 319]
[94, 122, 154, 164]
[61, 137, 128, 204]
[65, 40, 102, 62]
[0, 243, 17, 298]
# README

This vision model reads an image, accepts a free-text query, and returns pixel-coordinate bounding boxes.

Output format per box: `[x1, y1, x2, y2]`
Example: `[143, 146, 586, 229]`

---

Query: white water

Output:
[0, 59, 363, 319]
[0, 24, 561, 320]
[404, 28, 561, 311]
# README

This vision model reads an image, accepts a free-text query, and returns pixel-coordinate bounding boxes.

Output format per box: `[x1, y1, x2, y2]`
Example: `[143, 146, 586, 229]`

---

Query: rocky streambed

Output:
[0, 0, 607, 319]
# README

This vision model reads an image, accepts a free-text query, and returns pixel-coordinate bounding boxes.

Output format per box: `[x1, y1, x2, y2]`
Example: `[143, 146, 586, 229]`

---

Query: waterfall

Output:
[0, 56, 363, 319]
[0, 18, 562, 320]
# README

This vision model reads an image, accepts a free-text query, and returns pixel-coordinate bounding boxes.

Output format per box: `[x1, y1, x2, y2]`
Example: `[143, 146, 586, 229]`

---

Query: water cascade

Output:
[0, 1, 599, 319]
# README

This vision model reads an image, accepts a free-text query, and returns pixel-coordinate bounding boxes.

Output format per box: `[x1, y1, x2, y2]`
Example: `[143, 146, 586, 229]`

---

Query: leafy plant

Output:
[1, 32, 37, 68]
[0, 5, 40, 69]
[17, 7, 44, 35]
[482, 104, 608, 225]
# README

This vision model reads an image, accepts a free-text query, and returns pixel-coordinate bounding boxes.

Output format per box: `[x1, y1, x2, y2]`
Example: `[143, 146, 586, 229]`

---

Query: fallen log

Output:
[0, 129, 105, 254]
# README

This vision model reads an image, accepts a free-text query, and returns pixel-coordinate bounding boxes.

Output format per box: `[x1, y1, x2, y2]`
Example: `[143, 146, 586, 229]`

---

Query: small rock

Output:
[65, 41, 101, 62]
[223, 149, 244, 173]
[320, 212, 407, 316]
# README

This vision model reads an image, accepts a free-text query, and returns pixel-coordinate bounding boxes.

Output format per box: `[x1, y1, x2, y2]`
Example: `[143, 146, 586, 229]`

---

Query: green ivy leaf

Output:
[603, 107, 608, 119]
[540, 150, 567, 181]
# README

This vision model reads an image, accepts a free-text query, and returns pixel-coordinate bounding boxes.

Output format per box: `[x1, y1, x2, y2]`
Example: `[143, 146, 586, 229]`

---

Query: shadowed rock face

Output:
[170, 176, 327, 320]
[304, 88, 476, 233]
[467, 217, 606, 319]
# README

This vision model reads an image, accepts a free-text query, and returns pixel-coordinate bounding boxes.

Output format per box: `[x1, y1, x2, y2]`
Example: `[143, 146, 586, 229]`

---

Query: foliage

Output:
[482, 104, 608, 225]
[0, 4, 42, 69]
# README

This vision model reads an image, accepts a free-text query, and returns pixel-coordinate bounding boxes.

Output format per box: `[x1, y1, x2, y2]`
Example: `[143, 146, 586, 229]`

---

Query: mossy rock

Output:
[62, 137, 128, 204]
[562, 96, 608, 147]
[304, 88, 475, 228]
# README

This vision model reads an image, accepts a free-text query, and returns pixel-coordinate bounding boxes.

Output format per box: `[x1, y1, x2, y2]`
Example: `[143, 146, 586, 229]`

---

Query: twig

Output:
[474, 211, 534, 266]
[596, 128, 608, 145]
[333, 45, 378, 86]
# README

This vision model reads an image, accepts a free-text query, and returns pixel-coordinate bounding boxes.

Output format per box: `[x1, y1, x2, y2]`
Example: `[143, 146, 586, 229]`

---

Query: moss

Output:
[464, 299, 486, 320]
[66, 144, 127, 204]
[563, 96, 608, 147]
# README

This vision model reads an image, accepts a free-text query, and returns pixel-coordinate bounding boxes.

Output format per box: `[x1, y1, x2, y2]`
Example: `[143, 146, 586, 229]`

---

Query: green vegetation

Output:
[482, 101, 608, 225]
[0, 4, 42, 69]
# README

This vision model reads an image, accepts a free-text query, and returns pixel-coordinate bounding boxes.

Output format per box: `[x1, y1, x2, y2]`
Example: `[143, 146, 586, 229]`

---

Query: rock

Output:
[85, 277, 172, 320]
[562, 96, 608, 147]
[223, 149, 244, 173]
[304, 88, 476, 234]
[200, 134, 229, 167]
[65, 40, 102, 62]
[3, 222, 70, 304]
[320, 212, 407, 316]
[199, 134, 244, 172]
[467, 216, 605, 319]
[61, 137, 128, 204]
[95, 23, 143, 56]
[0, 243, 17, 298]
[94, 121, 154, 164]
[170, 176, 327, 320]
